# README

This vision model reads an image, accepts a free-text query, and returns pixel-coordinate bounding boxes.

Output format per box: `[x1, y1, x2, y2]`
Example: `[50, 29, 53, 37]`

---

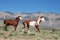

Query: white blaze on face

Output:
[19, 17, 21, 20]
[41, 17, 45, 21]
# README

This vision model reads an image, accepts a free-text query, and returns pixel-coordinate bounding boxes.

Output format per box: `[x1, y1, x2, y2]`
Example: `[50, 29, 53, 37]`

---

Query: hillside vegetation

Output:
[0, 20, 60, 40]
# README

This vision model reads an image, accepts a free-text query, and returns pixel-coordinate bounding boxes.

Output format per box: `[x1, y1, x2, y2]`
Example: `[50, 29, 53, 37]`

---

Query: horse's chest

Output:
[29, 21, 36, 27]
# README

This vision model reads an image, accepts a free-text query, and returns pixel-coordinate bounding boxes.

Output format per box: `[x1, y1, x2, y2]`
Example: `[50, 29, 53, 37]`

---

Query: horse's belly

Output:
[29, 21, 36, 27]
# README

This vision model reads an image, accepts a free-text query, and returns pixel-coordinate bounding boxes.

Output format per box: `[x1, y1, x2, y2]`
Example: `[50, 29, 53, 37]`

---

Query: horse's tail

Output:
[23, 22, 25, 25]
[23, 22, 26, 25]
[4, 20, 6, 24]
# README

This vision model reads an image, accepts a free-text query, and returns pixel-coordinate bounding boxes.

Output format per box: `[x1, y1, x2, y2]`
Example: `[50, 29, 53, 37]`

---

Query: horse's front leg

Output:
[14, 25, 17, 31]
[35, 25, 40, 32]
[27, 25, 30, 33]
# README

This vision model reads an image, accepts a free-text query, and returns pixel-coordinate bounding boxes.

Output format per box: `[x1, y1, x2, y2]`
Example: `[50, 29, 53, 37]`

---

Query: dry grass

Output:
[0, 21, 60, 40]
[0, 26, 60, 40]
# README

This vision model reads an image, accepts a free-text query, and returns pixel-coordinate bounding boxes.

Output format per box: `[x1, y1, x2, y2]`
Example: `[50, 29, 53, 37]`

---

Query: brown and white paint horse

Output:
[22, 16, 45, 33]
[4, 16, 21, 31]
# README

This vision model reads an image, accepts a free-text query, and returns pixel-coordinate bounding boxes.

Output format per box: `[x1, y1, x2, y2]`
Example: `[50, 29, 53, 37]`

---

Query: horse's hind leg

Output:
[27, 25, 30, 33]
[5, 25, 8, 31]
[22, 22, 27, 33]
[22, 24, 26, 33]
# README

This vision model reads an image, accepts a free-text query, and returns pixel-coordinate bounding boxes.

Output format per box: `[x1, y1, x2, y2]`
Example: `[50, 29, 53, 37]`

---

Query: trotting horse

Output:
[4, 16, 21, 31]
[22, 16, 45, 33]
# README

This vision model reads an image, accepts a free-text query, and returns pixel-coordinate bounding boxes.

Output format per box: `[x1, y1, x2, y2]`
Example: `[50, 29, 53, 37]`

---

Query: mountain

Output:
[0, 12, 60, 30]
[5, 11, 14, 14]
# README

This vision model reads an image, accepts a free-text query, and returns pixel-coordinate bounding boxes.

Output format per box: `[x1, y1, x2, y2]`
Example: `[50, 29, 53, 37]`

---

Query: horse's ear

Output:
[18, 16, 21, 17]
[40, 16, 44, 18]
[18, 16, 21, 19]
[17, 16, 21, 18]
[16, 16, 21, 19]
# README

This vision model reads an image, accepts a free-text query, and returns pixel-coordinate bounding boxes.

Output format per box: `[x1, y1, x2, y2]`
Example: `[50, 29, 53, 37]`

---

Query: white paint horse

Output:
[22, 16, 45, 33]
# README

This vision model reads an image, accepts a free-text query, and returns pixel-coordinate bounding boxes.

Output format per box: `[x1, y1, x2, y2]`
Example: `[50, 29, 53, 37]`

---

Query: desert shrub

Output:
[9, 32, 17, 37]
[51, 28, 56, 34]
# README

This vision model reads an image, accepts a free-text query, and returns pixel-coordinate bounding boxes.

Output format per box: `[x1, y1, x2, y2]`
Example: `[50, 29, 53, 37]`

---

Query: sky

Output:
[0, 0, 60, 14]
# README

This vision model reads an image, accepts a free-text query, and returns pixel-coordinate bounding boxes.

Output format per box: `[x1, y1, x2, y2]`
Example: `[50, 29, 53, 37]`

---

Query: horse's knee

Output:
[35, 25, 40, 32]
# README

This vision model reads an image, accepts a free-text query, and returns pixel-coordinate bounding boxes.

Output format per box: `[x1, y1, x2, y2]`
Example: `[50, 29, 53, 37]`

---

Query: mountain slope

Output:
[0, 12, 60, 30]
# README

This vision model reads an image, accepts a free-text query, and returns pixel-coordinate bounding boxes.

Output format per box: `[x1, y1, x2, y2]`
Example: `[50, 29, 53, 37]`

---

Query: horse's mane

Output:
[15, 16, 21, 22]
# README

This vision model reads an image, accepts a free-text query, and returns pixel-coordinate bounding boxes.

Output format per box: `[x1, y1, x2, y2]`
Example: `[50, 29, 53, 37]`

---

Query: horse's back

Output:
[23, 20, 31, 24]
[4, 19, 17, 25]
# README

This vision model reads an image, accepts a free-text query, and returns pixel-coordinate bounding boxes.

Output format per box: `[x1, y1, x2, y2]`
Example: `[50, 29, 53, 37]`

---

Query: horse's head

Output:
[40, 16, 45, 21]
[18, 16, 21, 20]
[15, 16, 21, 21]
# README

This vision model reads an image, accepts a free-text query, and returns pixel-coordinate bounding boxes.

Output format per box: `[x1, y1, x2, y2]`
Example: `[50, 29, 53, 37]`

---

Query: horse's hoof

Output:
[5, 30, 8, 31]
[36, 31, 38, 32]
[24, 31, 27, 33]
[36, 31, 40, 33]
[12, 31, 15, 32]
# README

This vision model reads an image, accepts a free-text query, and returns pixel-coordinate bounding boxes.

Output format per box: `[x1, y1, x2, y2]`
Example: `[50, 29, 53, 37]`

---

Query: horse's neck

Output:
[15, 18, 20, 22]
[37, 18, 41, 24]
